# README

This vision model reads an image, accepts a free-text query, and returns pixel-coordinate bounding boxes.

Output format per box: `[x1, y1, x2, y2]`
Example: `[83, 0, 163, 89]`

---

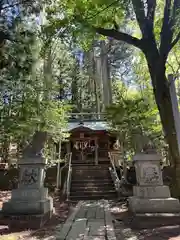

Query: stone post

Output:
[2, 131, 53, 229]
[169, 74, 180, 155]
[95, 137, 98, 165]
[129, 146, 180, 214]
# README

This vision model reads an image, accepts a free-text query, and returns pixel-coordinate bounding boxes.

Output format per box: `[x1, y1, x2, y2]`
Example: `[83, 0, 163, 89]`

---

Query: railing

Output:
[56, 152, 72, 189]
[108, 152, 134, 197]
[108, 152, 121, 192]
[66, 152, 72, 200]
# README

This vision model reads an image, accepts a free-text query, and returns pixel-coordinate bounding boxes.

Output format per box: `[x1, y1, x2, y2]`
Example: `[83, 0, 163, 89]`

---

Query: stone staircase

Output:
[71, 157, 110, 166]
[69, 164, 117, 201]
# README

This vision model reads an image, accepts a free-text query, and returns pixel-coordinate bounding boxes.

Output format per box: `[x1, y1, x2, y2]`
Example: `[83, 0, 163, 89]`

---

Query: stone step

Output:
[71, 179, 113, 184]
[71, 184, 113, 189]
[72, 165, 110, 168]
[70, 190, 116, 196]
[69, 164, 116, 201]
[71, 162, 95, 165]
[71, 176, 112, 181]
[71, 181, 114, 186]
[73, 172, 110, 176]
[72, 174, 110, 178]
[72, 174, 111, 178]
[73, 168, 110, 172]
[71, 162, 111, 167]
[72, 170, 111, 175]
[69, 194, 117, 201]
[71, 185, 114, 191]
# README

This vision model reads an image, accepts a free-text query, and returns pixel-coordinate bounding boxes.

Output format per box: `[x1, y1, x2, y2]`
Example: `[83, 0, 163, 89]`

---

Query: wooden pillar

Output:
[95, 137, 98, 165]
[66, 141, 70, 155]
[56, 139, 62, 189]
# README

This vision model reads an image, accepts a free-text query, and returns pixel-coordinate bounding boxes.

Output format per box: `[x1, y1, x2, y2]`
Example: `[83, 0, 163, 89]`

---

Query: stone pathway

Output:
[55, 200, 116, 240]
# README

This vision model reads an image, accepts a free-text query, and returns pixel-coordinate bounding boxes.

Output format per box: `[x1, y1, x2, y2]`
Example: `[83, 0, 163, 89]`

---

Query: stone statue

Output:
[23, 131, 47, 158]
[141, 141, 157, 154]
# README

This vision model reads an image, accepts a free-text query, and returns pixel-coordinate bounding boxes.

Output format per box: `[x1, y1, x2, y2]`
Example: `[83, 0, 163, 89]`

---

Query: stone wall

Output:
[0, 165, 68, 192]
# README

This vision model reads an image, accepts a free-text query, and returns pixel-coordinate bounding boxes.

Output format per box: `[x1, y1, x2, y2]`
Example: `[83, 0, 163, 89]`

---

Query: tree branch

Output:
[169, 0, 180, 51]
[147, 0, 156, 28]
[160, 0, 173, 57]
[131, 0, 147, 37]
[131, 0, 157, 44]
[94, 27, 143, 49]
[170, 31, 180, 50]
[171, 0, 180, 26]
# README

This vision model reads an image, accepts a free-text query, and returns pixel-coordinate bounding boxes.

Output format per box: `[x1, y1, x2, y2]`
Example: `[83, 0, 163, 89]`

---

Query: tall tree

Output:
[56, 0, 180, 195]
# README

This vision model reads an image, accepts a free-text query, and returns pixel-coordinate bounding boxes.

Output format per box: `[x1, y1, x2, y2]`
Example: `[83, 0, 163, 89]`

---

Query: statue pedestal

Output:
[2, 157, 53, 229]
[129, 153, 180, 214]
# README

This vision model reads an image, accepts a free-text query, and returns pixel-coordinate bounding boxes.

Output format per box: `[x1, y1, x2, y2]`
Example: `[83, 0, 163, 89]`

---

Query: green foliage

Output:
[106, 82, 163, 157]
[2, 0, 180, 168]
[43, 0, 129, 48]
[0, 8, 73, 162]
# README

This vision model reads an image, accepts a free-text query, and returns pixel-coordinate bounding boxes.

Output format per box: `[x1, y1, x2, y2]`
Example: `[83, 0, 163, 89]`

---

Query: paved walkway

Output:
[55, 200, 116, 240]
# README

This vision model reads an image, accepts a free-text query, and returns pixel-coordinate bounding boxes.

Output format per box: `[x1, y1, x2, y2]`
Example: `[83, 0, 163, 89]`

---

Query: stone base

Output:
[133, 185, 171, 198]
[2, 210, 54, 230]
[2, 197, 53, 215]
[128, 197, 180, 213]
[11, 188, 49, 200]
[130, 213, 180, 229]
[1, 194, 54, 230]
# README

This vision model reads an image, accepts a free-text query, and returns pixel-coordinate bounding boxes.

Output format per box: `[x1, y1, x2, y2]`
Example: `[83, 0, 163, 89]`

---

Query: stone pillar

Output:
[2, 131, 53, 229]
[95, 137, 98, 165]
[129, 147, 180, 214]
[169, 74, 180, 155]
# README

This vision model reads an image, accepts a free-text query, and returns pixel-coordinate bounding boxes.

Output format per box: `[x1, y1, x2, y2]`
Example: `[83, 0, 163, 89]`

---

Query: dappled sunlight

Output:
[54, 200, 116, 239]
[0, 191, 11, 209]
[0, 192, 70, 240]
[112, 201, 180, 240]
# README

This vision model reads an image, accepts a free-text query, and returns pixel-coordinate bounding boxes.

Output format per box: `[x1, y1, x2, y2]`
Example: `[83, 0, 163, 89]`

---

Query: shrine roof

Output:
[66, 120, 110, 132]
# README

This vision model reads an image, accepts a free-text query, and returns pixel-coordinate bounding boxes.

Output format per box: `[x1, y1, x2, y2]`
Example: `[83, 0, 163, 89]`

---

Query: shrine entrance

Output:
[61, 120, 119, 165]
[72, 137, 97, 164]
[68, 125, 110, 165]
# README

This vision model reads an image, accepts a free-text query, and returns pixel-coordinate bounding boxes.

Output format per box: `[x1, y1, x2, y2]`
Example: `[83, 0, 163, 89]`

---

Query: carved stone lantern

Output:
[2, 132, 53, 229]
[128, 144, 180, 214]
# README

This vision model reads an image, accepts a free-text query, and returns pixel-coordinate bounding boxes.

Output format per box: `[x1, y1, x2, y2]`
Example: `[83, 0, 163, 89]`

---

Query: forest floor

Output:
[111, 201, 180, 240]
[0, 191, 72, 240]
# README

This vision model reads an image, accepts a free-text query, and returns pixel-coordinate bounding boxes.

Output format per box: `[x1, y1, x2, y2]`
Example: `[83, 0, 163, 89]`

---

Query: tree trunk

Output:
[156, 85, 180, 196]
[100, 40, 112, 108]
[147, 57, 180, 196]
[1, 138, 10, 164]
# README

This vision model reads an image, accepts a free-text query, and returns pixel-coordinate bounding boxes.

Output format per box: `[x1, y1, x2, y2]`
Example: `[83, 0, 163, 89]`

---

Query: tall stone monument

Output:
[129, 143, 180, 214]
[2, 131, 53, 229]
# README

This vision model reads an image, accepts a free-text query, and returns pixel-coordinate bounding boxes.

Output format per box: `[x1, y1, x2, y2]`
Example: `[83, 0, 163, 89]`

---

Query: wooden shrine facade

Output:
[61, 118, 118, 165]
